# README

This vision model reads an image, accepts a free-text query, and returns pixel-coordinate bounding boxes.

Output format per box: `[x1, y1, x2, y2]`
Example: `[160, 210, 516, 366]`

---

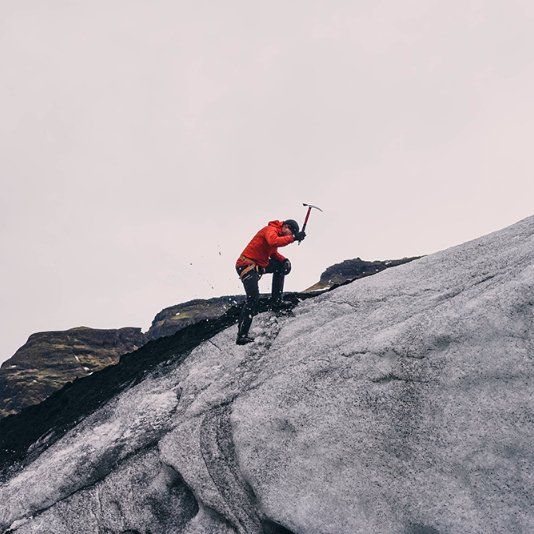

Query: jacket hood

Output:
[268, 220, 284, 230]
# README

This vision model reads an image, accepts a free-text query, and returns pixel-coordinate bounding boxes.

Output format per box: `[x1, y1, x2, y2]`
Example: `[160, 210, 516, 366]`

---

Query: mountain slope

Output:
[1, 216, 533, 534]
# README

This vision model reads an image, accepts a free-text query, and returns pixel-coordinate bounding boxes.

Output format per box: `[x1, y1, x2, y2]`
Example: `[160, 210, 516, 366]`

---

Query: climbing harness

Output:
[237, 255, 264, 280]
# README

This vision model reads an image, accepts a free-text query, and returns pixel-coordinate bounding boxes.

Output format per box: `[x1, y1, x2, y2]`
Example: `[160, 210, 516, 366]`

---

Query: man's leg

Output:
[265, 259, 288, 307]
[236, 267, 260, 343]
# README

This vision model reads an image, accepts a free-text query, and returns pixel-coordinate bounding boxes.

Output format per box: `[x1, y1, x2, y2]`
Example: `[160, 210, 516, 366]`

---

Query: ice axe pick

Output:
[299, 203, 323, 245]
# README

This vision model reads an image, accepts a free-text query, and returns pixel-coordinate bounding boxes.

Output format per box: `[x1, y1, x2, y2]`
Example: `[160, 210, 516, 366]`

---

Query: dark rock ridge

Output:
[305, 256, 420, 291]
[0, 327, 145, 419]
[146, 295, 246, 340]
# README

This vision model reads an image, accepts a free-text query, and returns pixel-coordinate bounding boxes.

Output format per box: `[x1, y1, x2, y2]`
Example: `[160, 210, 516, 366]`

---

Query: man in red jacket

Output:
[235, 219, 306, 345]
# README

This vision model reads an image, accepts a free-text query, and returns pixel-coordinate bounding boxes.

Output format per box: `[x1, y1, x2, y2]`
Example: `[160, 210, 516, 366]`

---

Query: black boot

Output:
[236, 308, 255, 345]
[236, 334, 255, 345]
[270, 298, 293, 311]
[270, 300, 294, 316]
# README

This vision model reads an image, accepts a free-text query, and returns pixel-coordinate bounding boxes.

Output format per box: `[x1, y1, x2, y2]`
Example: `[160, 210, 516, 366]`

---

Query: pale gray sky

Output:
[1, 0, 534, 363]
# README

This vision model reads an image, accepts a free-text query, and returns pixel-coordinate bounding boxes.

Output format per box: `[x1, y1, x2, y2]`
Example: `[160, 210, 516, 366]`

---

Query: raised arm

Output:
[265, 227, 294, 247]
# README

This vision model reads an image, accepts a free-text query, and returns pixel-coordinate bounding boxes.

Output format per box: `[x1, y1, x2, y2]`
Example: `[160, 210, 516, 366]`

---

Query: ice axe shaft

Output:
[299, 203, 323, 245]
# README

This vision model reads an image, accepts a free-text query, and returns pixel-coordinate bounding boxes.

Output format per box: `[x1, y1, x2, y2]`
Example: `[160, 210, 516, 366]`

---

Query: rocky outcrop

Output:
[1, 216, 532, 533]
[0, 327, 146, 419]
[305, 256, 420, 291]
[146, 296, 246, 340]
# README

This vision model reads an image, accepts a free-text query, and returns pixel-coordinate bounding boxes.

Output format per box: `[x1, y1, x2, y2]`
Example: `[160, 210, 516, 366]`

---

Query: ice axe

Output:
[299, 203, 323, 245]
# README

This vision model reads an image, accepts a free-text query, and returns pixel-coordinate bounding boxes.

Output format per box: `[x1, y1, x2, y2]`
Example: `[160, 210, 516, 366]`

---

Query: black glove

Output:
[294, 231, 306, 242]
[282, 259, 291, 275]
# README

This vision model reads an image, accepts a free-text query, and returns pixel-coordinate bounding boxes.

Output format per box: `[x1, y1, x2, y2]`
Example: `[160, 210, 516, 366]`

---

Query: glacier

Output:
[1, 216, 533, 533]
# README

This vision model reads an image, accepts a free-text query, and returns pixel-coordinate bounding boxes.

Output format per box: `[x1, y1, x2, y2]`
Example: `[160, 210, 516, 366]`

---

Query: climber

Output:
[235, 219, 306, 345]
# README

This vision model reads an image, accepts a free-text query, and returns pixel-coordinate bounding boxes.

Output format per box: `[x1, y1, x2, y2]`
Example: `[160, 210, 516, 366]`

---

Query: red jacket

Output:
[236, 220, 295, 268]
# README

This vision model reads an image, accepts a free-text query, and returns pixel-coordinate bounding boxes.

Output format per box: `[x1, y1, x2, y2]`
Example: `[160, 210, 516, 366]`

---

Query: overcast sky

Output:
[1, 0, 534, 363]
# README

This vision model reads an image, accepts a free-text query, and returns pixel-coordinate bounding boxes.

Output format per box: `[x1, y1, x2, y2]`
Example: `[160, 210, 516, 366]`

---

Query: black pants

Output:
[236, 258, 286, 337]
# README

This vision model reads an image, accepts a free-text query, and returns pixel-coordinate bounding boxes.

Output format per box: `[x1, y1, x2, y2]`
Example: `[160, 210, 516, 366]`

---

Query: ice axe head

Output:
[302, 202, 323, 232]
[302, 203, 323, 212]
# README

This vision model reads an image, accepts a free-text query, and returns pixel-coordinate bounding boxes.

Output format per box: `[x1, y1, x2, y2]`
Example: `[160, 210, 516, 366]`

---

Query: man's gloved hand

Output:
[282, 259, 291, 275]
[294, 231, 306, 242]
